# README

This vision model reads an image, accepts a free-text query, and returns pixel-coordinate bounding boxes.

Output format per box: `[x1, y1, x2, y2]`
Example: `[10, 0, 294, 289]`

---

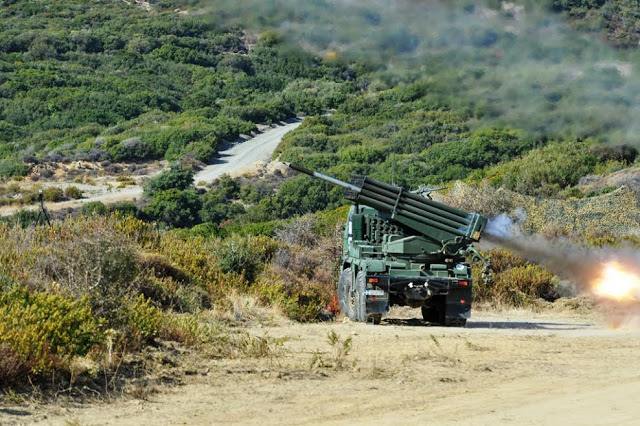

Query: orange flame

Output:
[592, 261, 640, 303]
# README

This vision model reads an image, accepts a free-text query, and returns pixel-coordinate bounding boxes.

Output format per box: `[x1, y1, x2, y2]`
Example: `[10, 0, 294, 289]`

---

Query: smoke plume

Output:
[484, 212, 639, 292]
[484, 210, 640, 327]
[203, 0, 639, 145]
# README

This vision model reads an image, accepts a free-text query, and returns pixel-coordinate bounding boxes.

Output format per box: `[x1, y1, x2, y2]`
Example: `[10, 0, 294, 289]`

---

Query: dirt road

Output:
[0, 120, 301, 217]
[194, 119, 301, 184]
[5, 308, 639, 425]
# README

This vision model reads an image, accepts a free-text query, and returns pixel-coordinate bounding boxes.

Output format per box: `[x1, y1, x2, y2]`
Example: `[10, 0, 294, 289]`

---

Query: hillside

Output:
[1, 0, 639, 211]
[0, 0, 355, 177]
[1, 0, 640, 407]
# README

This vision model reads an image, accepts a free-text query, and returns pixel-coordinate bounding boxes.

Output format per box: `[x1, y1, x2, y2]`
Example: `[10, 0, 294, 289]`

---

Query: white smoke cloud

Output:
[204, 0, 640, 145]
[485, 207, 526, 239]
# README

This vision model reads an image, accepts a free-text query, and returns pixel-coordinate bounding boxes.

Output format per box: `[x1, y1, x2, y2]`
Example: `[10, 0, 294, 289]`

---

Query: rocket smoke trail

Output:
[484, 213, 640, 301]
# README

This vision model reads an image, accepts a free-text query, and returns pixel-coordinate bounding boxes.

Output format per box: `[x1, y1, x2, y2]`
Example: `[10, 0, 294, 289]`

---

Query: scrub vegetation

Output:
[1, 0, 639, 396]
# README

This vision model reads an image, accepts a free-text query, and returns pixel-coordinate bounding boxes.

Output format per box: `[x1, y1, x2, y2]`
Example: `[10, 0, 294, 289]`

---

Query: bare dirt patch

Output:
[3, 306, 639, 425]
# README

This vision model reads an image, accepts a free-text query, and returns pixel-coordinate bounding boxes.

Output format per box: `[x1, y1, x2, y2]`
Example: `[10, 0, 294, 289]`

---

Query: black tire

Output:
[354, 271, 367, 322]
[421, 305, 441, 324]
[338, 268, 353, 319]
[421, 296, 445, 325]
[371, 314, 382, 325]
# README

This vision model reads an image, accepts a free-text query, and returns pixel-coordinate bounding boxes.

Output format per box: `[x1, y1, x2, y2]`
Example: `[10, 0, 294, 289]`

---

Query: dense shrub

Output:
[143, 188, 202, 228]
[212, 234, 278, 283]
[199, 189, 245, 225]
[255, 278, 331, 322]
[109, 201, 140, 217]
[64, 185, 83, 199]
[5, 209, 39, 228]
[0, 287, 104, 378]
[588, 144, 638, 166]
[82, 201, 108, 216]
[489, 142, 597, 196]
[43, 186, 64, 202]
[0, 158, 30, 179]
[254, 217, 342, 321]
[143, 165, 195, 197]
[121, 295, 162, 349]
[113, 137, 151, 161]
[34, 228, 141, 318]
[473, 249, 561, 307]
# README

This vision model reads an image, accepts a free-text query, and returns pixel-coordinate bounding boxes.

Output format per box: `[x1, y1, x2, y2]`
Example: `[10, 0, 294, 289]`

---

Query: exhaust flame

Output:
[484, 211, 640, 329]
[592, 261, 640, 303]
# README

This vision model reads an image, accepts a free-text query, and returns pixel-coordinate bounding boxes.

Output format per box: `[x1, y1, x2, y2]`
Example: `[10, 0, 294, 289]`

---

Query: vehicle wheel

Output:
[354, 271, 367, 322]
[421, 305, 441, 324]
[421, 296, 445, 325]
[371, 314, 382, 325]
[338, 268, 353, 319]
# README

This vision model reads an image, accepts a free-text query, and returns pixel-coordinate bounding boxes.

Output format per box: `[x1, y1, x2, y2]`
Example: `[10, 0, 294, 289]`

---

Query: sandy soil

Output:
[2, 307, 639, 425]
[0, 120, 302, 217]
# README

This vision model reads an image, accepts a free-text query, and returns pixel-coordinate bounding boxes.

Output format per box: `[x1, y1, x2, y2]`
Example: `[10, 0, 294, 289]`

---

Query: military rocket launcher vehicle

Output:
[286, 163, 488, 327]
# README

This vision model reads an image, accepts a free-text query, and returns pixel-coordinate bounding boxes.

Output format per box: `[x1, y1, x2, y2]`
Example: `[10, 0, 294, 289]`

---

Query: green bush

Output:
[109, 201, 140, 217]
[255, 279, 329, 322]
[43, 186, 64, 202]
[112, 137, 151, 161]
[6, 209, 39, 228]
[82, 201, 107, 216]
[159, 313, 214, 347]
[143, 165, 195, 197]
[0, 287, 104, 378]
[199, 190, 246, 224]
[212, 234, 278, 282]
[143, 189, 202, 228]
[121, 295, 162, 349]
[473, 249, 560, 307]
[0, 158, 30, 179]
[489, 142, 597, 196]
[64, 185, 83, 199]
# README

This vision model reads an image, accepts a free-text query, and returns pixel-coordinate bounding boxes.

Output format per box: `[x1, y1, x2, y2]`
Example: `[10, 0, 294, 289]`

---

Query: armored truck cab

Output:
[286, 163, 488, 327]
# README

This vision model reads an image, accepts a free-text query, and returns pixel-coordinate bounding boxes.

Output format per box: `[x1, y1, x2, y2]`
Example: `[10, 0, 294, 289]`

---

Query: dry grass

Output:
[209, 291, 288, 327]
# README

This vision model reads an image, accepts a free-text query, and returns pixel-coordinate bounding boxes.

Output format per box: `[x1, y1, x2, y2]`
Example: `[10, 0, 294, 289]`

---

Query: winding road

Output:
[194, 119, 301, 183]
[0, 120, 302, 216]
